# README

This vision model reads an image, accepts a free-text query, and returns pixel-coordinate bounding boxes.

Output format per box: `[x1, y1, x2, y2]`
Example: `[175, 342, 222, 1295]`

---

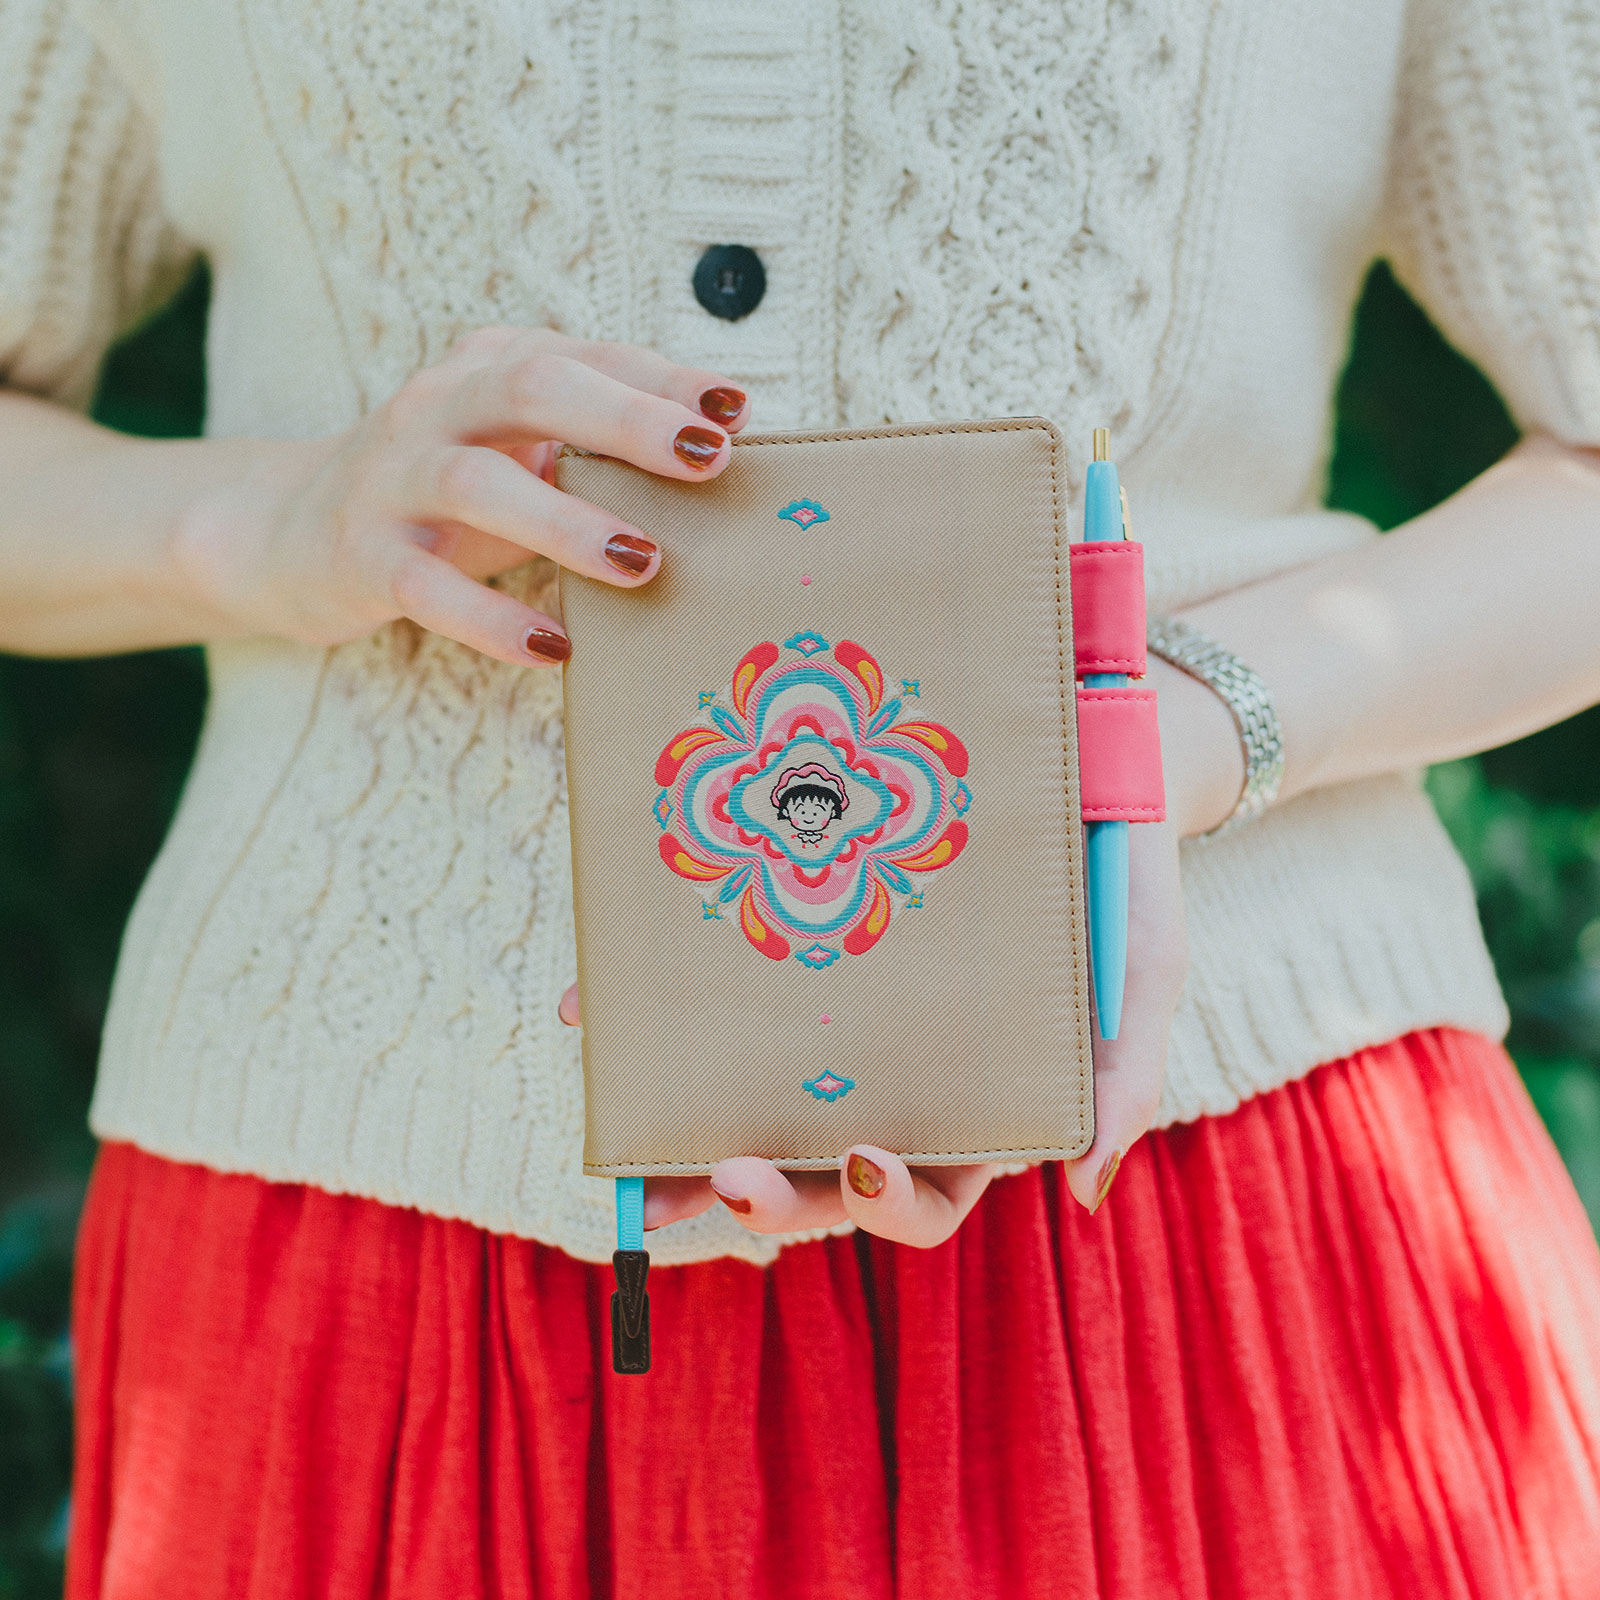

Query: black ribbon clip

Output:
[611, 1248, 651, 1374]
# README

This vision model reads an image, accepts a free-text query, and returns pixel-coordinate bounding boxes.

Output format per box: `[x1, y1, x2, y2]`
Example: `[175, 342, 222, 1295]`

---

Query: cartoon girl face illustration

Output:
[770, 763, 848, 848]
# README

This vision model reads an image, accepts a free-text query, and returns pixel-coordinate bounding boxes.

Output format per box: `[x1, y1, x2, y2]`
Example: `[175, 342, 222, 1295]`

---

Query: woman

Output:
[5, 0, 1600, 1592]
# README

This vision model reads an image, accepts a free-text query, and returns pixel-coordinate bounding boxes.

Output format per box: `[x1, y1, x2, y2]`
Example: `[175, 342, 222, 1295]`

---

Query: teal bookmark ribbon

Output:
[615, 1176, 644, 1252]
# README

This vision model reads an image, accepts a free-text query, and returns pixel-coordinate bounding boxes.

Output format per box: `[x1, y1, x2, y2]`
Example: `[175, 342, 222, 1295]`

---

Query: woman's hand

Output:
[1048, 653, 1241, 1209]
[169, 327, 749, 665]
[557, 780, 1198, 1241]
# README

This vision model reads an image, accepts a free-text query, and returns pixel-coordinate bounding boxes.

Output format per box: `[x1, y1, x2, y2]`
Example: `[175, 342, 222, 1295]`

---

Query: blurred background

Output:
[4, 262, 1600, 1595]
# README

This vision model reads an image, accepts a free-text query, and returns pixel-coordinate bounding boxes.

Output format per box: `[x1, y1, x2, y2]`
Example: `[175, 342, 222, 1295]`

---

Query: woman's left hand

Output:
[557, 803, 1192, 1242]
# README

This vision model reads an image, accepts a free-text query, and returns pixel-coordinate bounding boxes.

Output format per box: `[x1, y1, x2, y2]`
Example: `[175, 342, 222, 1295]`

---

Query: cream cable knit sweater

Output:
[6, 0, 1587, 1265]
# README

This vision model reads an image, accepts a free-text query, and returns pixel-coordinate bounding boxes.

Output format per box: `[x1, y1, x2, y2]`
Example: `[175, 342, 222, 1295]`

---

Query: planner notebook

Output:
[557, 419, 1096, 1176]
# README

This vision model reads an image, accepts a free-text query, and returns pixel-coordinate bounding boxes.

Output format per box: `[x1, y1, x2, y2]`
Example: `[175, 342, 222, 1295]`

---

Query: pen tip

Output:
[1092, 427, 1109, 462]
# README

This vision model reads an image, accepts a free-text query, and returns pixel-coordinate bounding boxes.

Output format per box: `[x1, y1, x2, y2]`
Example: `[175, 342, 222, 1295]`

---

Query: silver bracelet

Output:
[1146, 615, 1284, 836]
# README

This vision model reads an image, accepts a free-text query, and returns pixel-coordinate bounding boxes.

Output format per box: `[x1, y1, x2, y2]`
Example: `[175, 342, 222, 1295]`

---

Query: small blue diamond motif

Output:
[803, 1071, 855, 1103]
[778, 499, 830, 530]
[783, 630, 831, 658]
[697, 690, 717, 709]
[653, 790, 674, 829]
[795, 942, 842, 969]
[901, 680, 921, 697]
[701, 900, 724, 920]
[951, 781, 972, 816]
[906, 892, 925, 909]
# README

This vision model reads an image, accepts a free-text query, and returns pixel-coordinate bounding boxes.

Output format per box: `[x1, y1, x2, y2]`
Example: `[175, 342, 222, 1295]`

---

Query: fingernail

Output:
[710, 1182, 752, 1215]
[1090, 1149, 1123, 1214]
[847, 1152, 886, 1199]
[603, 531, 658, 577]
[698, 386, 746, 425]
[673, 424, 726, 470]
[523, 626, 571, 664]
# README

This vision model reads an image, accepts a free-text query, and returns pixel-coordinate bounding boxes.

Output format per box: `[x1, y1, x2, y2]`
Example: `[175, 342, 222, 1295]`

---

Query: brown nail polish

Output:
[603, 532, 658, 577]
[710, 1183, 752, 1215]
[523, 626, 571, 664]
[698, 386, 746, 425]
[1091, 1148, 1123, 1214]
[847, 1152, 886, 1199]
[673, 424, 725, 470]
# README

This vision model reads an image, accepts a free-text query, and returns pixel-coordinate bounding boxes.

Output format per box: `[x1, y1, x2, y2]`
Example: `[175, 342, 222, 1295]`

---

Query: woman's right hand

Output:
[171, 327, 749, 664]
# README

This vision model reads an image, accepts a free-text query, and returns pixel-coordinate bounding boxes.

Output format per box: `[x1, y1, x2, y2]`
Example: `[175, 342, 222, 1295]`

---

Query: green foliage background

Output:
[3, 262, 1600, 1594]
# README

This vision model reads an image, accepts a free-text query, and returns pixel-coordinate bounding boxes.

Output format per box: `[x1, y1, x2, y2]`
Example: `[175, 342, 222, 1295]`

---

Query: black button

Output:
[693, 244, 766, 321]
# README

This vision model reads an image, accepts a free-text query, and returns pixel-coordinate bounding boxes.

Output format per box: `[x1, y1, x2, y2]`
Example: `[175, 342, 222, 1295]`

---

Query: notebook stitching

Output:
[1050, 425, 1092, 1146]
[725, 417, 1055, 450]
[590, 1146, 1088, 1172]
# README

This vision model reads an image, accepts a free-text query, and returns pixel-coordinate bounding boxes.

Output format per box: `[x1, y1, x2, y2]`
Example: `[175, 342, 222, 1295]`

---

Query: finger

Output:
[389, 548, 571, 668]
[707, 1157, 848, 1234]
[483, 330, 752, 433]
[451, 351, 733, 480]
[540, 336, 752, 433]
[558, 985, 579, 1026]
[1062, 1027, 1160, 1215]
[421, 519, 540, 583]
[643, 1177, 716, 1231]
[1064, 932, 1178, 1212]
[442, 327, 752, 432]
[417, 445, 662, 586]
[838, 1147, 997, 1248]
[1063, 826, 1185, 1214]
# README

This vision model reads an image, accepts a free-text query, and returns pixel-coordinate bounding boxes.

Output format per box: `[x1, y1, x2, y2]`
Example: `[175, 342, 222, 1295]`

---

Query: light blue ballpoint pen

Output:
[1083, 427, 1129, 1040]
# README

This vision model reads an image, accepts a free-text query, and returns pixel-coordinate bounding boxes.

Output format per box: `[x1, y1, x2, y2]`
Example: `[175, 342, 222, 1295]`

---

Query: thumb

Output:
[1064, 818, 1186, 1213]
[1062, 1046, 1161, 1213]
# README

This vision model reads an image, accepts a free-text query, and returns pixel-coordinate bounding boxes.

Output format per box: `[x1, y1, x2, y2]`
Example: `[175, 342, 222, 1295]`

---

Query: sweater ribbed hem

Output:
[1160, 773, 1507, 1128]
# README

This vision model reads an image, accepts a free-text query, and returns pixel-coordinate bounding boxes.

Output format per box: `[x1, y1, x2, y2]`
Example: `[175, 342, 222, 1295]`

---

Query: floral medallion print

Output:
[654, 635, 971, 966]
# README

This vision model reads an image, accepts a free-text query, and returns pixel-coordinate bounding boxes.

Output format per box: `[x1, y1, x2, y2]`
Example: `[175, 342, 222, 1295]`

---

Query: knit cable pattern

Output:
[838, 1, 1229, 467]
[1385, 0, 1600, 441]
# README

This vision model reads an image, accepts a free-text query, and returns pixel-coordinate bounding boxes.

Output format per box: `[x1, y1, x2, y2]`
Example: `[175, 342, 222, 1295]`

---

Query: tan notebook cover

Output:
[557, 419, 1093, 1175]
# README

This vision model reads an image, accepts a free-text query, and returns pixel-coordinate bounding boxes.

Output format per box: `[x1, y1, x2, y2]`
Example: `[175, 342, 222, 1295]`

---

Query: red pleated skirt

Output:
[66, 1028, 1600, 1598]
